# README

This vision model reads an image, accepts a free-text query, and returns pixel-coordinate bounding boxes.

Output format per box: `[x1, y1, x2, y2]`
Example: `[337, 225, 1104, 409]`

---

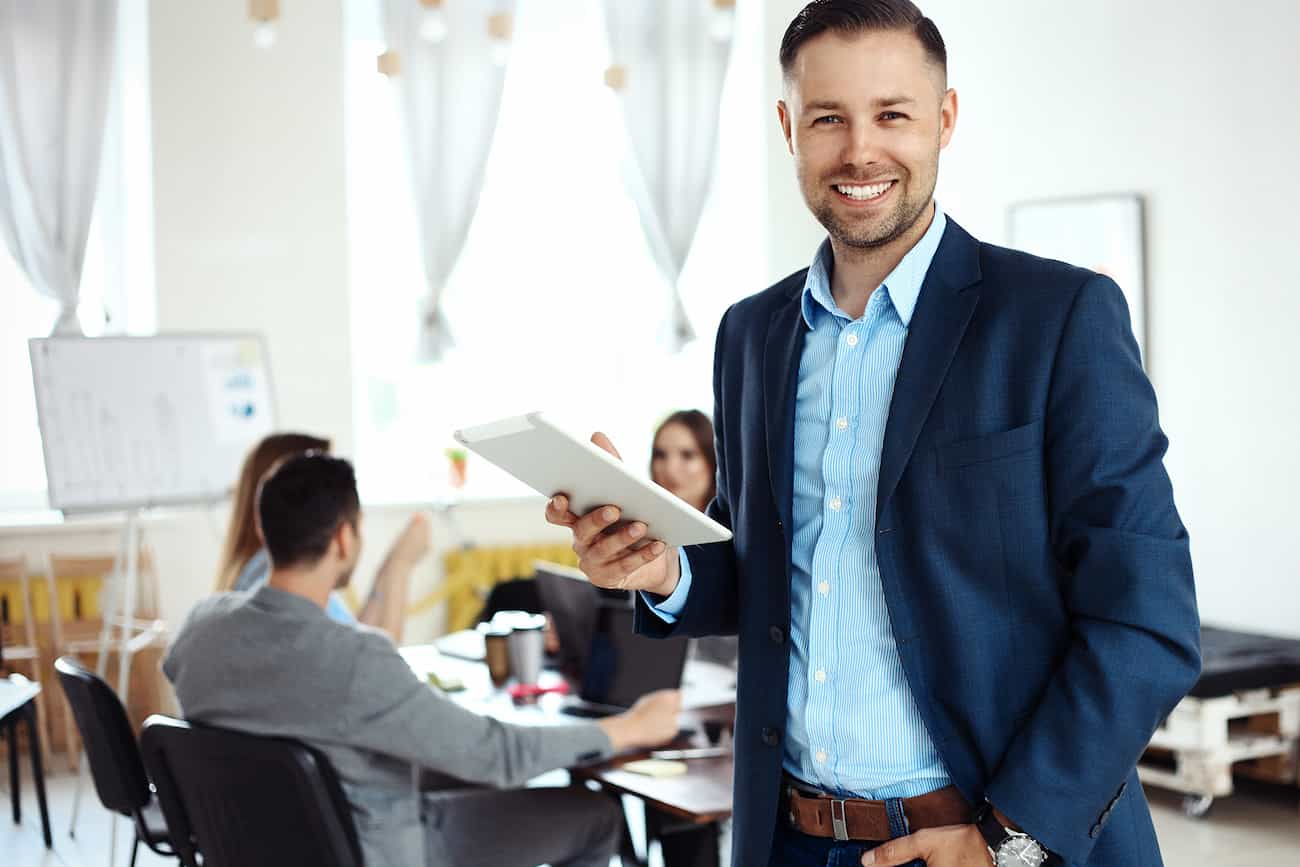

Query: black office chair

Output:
[139, 714, 363, 867]
[475, 576, 545, 625]
[53, 656, 177, 866]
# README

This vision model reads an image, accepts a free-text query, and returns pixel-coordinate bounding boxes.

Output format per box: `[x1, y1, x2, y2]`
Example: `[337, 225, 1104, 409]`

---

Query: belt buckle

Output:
[830, 798, 849, 841]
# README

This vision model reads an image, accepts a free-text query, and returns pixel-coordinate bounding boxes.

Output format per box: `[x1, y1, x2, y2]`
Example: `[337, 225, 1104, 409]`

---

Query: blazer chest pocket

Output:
[937, 419, 1043, 470]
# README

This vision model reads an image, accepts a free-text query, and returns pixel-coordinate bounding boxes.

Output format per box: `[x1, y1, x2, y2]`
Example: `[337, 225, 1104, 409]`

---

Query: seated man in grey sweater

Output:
[164, 453, 680, 867]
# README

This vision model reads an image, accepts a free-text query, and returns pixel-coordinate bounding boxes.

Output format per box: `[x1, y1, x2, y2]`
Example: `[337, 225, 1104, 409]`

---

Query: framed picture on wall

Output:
[1009, 194, 1147, 365]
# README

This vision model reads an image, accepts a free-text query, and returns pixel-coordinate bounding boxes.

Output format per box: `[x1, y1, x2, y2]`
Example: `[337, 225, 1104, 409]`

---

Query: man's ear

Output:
[254, 512, 266, 547]
[938, 87, 958, 150]
[332, 520, 352, 562]
[777, 99, 795, 155]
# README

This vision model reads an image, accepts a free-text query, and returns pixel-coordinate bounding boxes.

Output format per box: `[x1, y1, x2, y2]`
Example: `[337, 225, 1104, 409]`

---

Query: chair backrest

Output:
[139, 715, 363, 867]
[53, 656, 151, 815]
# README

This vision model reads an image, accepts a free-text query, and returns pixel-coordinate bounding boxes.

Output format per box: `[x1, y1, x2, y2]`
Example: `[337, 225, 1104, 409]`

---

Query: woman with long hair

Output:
[648, 409, 717, 513]
[216, 432, 429, 640]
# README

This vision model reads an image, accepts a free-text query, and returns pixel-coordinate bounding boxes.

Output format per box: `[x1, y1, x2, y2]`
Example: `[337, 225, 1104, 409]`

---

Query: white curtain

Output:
[603, 0, 734, 352]
[0, 0, 118, 336]
[380, 0, 516, 362]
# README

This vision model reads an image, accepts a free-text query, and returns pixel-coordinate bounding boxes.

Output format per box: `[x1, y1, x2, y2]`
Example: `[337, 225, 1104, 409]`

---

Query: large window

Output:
[0, 0, 153, 512]
[346, 0, 765, 502]
[0, 205, 113, 511]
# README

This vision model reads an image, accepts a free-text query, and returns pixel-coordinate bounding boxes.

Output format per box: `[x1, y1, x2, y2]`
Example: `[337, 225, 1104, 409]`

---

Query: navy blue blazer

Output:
[636, 218, 1200, 866]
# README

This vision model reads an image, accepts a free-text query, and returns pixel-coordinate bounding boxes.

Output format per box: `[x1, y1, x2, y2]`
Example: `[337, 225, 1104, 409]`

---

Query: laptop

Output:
[533, 562, 689, 717]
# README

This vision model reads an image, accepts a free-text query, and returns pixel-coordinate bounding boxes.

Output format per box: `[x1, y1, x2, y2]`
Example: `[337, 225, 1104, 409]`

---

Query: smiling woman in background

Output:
[649, 410, 717, 513]
[216, 432, 430, 641]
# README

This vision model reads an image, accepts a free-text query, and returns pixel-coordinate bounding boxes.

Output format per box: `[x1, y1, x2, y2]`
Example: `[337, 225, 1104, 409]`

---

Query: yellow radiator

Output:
[0, 575, 105, 626]
[404, 544, 579, 633]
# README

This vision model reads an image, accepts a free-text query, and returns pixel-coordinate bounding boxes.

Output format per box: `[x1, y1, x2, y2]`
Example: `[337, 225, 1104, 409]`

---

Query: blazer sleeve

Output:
[984, 274, 1201, 865]
[635, 306, 741, 639]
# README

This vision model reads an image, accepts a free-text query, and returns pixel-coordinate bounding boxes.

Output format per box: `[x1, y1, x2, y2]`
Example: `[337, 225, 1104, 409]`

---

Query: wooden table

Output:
[403, 641, 737, 866]
[1, 674, 52, 848]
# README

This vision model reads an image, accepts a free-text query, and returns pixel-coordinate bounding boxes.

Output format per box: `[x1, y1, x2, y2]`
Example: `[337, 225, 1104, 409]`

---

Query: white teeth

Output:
[835, 181, 892, 200]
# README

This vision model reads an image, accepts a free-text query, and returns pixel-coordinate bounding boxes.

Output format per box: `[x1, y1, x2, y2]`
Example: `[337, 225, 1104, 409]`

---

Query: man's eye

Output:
[880, 111, 907, 121]
[813, 115, 842, 125]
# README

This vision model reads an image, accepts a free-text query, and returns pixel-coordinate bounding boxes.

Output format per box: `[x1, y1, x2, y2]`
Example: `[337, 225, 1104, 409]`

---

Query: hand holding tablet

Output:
[453, 412, 732, 595]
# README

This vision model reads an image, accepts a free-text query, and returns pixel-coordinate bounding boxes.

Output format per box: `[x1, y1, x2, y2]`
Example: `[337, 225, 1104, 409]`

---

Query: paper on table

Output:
[621, 759, 688, 778]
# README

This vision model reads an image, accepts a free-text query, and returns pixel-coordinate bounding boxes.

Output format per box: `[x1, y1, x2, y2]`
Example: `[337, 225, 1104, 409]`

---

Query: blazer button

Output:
[761, 727, 781, 747]
[769, 626, 785, 645]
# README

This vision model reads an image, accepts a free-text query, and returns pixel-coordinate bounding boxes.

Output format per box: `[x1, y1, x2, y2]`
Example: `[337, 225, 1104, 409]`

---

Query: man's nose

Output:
[840, 122, 884, 171]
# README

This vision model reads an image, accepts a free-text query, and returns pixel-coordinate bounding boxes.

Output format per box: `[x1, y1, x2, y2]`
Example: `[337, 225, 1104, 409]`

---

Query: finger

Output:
[605, 540, 667, 587]
[587, 520, 651, 565]
[862, 831, 925, 866]
[571, 506, 621, 549]
[546, 495, 578, 527]
[590, 431, 623, 461]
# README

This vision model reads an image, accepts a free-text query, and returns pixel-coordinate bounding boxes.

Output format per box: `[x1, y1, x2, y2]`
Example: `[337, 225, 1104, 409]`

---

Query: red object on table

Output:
[507, 681, 571, 701]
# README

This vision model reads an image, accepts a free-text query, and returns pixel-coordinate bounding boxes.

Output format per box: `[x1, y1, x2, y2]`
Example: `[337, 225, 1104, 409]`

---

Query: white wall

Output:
[150, 0, 355, 455]
[764, 0, 1300, 637]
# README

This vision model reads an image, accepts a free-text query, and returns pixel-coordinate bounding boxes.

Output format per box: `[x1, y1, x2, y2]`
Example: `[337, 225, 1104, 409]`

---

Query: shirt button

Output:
[815, 749, 827, 764]
[817, 580, 830, 596]
[814, 669, 827, 683]
[845, 333, 859, 347]
[829, 496, 842, 511]
[835, 417, 848, 430]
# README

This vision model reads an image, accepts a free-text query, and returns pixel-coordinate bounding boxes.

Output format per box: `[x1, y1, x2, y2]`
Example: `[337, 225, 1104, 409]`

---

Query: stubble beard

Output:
[807, 165, 936, 251]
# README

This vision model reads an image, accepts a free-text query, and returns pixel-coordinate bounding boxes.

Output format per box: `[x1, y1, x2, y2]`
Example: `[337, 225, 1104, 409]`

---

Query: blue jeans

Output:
[767, 794, 924, 867]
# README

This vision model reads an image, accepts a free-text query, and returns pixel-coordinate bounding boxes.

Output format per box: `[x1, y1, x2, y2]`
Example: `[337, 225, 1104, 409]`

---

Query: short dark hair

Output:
[256, 453, 360, 570]
[780, 0, 947, 82]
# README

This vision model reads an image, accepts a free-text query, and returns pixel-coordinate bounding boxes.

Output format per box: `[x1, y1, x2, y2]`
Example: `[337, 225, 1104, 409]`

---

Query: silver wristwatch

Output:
[973, 800, 1047, 867]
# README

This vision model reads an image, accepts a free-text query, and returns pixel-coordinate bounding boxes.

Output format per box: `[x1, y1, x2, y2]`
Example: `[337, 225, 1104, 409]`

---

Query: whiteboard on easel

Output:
[29, 334, 277, 513]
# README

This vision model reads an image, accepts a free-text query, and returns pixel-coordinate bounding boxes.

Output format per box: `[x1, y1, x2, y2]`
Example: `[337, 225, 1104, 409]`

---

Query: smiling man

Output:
[546, 2, 1200, 866]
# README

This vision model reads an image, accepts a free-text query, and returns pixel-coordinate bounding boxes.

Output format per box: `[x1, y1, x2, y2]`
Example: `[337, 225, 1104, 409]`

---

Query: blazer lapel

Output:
[764, 291, 806, 529]
[877, 220, 983, 521]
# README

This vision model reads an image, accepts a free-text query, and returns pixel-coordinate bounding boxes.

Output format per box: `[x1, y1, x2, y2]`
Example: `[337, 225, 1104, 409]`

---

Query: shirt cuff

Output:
[640, 548, 693, 623]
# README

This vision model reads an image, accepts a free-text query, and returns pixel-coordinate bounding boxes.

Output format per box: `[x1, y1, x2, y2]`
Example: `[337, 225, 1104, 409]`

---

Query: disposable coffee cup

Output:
[483, 624, 513, 688]
[504, 613, 547, 686]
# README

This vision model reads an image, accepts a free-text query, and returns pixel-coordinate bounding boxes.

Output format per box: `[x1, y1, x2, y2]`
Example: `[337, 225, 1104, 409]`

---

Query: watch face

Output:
[996, 835, 1045, 867]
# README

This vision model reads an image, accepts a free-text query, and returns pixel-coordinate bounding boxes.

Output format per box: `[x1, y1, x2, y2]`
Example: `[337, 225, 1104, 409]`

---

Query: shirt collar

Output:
[801, 205, 948, 329]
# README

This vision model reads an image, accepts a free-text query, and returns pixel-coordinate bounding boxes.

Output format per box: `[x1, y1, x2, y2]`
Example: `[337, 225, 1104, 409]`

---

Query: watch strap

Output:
[973, 800, 1010, 852]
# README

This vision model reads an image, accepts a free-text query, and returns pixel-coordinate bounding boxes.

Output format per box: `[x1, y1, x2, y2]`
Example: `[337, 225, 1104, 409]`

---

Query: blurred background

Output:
[1, 1, 1297, 865]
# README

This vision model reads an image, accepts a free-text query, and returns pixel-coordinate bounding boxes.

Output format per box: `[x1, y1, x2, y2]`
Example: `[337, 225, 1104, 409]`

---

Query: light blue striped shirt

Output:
[654, 208, 952, 799]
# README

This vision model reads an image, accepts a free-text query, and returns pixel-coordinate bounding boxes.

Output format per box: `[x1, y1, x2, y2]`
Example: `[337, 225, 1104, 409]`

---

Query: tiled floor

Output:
[2, 761, 1297, 866]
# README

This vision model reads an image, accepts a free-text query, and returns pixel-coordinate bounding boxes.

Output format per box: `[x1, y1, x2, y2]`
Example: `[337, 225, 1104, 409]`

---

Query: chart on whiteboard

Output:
[29, 335, 276, 513]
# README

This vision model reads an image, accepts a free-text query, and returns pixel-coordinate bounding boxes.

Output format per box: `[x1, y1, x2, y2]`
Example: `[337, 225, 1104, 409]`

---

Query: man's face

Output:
[778, 28, 957, 250]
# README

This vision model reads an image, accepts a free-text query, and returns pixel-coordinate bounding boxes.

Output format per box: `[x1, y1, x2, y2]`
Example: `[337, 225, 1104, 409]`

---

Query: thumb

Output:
[590, 431, 623, 461]
[862, 832, 925, 866]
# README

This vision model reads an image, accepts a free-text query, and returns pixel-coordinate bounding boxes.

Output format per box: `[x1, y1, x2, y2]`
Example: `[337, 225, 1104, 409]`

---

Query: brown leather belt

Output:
[783, 777, 971, 842]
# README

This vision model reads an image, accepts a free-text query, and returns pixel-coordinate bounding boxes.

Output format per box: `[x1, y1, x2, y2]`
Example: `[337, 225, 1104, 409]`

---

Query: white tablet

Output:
[454, 412, 733, 548]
